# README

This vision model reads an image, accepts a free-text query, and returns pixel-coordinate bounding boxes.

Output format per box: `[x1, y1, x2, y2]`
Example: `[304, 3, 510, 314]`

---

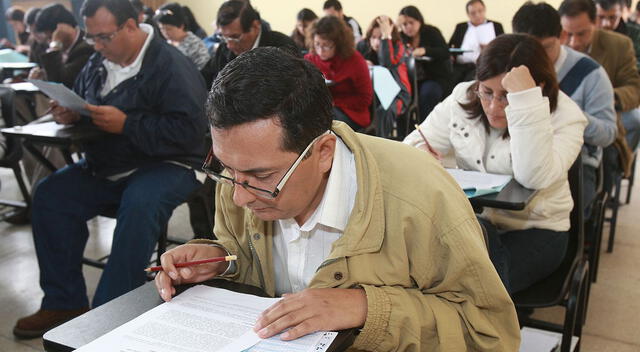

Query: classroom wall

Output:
[180, 0, 571, 40]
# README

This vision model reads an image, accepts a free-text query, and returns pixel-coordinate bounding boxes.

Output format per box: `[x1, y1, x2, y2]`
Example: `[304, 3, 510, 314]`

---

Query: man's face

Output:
[84, 7, 133, 64]
[467, 2, 486, 26]
[538, 36, 562, 64]
[560, 13, 595, 53]
[596, 4, 622, 30]
[210, 118, 334, 224]
[324, 7, 342, 18]
[33, 30, 52, 45]
[220, 17, 259, 56]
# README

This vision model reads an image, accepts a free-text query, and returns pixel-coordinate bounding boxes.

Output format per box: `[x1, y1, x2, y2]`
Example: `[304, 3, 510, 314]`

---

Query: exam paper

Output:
[76, 285, 337, 352]
[28, 79, 90, 116]
[446, 168, 512, 191]
[371, 66, 401, 110]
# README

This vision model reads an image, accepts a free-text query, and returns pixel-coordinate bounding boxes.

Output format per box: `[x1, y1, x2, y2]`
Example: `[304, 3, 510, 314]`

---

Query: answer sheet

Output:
[446, 168, 512, 191]
[76, 285, 336, 352]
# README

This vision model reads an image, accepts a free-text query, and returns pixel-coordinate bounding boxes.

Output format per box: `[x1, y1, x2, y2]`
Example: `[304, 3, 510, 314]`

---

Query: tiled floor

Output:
[0, 164, 638, 351]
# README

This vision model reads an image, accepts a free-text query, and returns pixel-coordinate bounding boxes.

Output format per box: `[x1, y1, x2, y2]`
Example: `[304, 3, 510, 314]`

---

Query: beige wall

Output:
[182, 0, 571, 39]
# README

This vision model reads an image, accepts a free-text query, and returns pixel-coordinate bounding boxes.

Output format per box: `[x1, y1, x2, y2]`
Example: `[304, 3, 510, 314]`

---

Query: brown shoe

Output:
[13, 308, 89, 339]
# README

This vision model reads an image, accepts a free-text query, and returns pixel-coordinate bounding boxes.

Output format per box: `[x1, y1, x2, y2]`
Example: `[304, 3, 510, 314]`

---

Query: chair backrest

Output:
[405, 55, 419, 106]
[568, 153, 584, 262]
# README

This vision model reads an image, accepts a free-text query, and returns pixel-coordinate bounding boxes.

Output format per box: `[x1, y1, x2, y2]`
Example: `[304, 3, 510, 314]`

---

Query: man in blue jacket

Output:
[13, 0, 207, 339]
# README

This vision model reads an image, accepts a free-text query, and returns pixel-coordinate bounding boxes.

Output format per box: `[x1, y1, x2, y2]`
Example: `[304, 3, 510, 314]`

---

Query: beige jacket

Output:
[590, 28, 639, 175]
[197, 122, 520, 351]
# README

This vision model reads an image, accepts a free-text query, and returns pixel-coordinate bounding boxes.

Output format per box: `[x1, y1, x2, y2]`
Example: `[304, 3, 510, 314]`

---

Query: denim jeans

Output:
[417, 80, 443, 122]
[478, 218, 569, 294]
[622, 108, 640, 151]
[32, 160, 200, 310]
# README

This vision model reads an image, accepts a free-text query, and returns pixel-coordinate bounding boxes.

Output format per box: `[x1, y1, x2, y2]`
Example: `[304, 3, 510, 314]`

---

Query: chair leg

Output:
[13, 163, 31, 207]
[607, 175, 622, 253]
[591, 192, 607, 282]
[625, 156, 636, 204]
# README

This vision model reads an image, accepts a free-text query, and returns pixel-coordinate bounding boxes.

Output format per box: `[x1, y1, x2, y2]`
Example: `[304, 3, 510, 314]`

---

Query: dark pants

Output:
[333, 107, 363, 132]
[583, 164, 597, 219]
[417, 80, 443, 122]
[479, 218, 569, 294]
[32, 160, 200, 310]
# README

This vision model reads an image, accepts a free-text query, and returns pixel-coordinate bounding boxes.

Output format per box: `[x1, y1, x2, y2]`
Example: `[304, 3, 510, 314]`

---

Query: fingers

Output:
[254, 295, 310, 339]
[159, 251, 180, 282]
[154, 271, 176, 302]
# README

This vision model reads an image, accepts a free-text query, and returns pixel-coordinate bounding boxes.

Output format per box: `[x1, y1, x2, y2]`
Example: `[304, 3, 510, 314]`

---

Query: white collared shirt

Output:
[250, 27, 262, 51]
[458, 20, 496, 64]
[101, 23, 154, 97]
[272, 136, 357, 296]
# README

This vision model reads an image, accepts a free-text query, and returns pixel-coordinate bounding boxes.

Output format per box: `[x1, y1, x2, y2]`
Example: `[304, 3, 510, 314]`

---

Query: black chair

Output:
[512, 155, 590, 352]
[624, 152, 637, 204]
[398, 55, 420, 140]
[0, 87, 31, 223]
[604, 150, 636, 253]
[585, 164, 607, 283]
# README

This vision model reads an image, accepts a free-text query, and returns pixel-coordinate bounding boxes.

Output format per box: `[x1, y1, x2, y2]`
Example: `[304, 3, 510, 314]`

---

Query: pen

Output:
[144, 255, 237, 272]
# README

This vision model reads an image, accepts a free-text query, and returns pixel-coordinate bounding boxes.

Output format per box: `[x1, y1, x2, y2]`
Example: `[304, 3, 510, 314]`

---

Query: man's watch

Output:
[48, 41, 63, 51]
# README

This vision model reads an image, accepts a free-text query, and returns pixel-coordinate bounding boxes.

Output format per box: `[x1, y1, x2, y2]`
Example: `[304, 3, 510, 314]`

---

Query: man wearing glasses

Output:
[200, 0, 298, 89]
[13, 0, 207, 339]
[155, 47, 520, 351]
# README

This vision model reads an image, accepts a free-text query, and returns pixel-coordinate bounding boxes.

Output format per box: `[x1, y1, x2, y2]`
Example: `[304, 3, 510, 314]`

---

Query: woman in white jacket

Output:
[404, 34, 587, 293]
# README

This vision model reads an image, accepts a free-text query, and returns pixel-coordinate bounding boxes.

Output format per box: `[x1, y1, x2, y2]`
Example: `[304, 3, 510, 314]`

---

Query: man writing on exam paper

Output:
[155, 47, 519, 351]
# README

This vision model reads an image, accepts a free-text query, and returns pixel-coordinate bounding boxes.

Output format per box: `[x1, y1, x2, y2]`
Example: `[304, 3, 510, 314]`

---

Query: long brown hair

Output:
[364, 16, 401, 43]
[459, 33, 559, 137]
[307, 15, 355, 59]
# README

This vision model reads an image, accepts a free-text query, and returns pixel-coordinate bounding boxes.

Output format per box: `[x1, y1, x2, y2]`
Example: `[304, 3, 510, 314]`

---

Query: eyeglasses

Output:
[220, 33, 245, 44]
[314, 42, 335, 52]
[202, 131, 330, 199]
[476, 90, 509, 106]
[84, 24, 125, 46]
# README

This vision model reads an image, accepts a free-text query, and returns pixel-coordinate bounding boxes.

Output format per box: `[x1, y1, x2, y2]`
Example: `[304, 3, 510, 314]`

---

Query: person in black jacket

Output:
[398, 5, 451, 120]
[200, 0, 298, 88]
[13, 0, 207, 339]
[28, 3, 95, 88]
[449, 0, 504, 85]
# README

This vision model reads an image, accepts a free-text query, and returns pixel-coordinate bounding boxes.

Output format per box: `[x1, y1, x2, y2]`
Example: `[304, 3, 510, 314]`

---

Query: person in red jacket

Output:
[305, 16, 373, 130]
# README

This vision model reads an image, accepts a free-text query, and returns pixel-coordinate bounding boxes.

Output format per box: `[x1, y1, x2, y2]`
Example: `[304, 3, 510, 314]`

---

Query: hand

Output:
[86, 104, 127, 134]
[154, 244, 230, 302]
[412, 47, 426, 57]
[28, 67, 44, 80]
[0, 38, 14, 49]
[418, 143, 443, 162]
[254, 288, 367, 340]
[51, 23, 76, 51]
[501, 65, 536, 94]
[50, 100, 80, 124]
[377, 15, 393, 39]
[365, 60, 374, 67]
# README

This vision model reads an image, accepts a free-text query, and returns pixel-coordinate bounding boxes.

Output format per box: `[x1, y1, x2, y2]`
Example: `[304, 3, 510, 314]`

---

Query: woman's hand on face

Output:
[377, 16, 393, 39]
[501, 65, 536, 94]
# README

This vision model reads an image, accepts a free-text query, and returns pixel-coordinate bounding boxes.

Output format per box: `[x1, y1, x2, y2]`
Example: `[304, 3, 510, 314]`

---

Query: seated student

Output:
[155, 46, 520, 351]
[398, 6, 451, 119]
[449, 0, 504, 84]
[512, 2, 617, 218]
[25, 8, 47, 63]
[1, 6, 29, 53]
[182, 5, 207, 39]
[13, 0, 207, 339]
[305, 16, 372, 131]
[323, 0, 362, 43]
[595, 0, 640, 70]
[200, 0, 297, 88]
[404, 34, 587, 293]
[356, 15, 411, 136]
[290, 8, 317, 52]
[28, 3, 94, 88]
[154, 2, 210, 70]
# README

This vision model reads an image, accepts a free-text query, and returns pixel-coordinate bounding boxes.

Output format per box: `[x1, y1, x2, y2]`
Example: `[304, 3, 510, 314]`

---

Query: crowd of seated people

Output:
[2, 1, 639, 350]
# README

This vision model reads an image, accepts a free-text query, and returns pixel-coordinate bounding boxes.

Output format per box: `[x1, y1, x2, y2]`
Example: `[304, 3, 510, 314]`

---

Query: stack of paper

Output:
[446, 168, 512, 198]
[76, 285, 337, 352]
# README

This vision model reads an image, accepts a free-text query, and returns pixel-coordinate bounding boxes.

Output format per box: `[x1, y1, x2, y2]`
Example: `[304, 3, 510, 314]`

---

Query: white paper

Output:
[519, 327, 579, 352]
[446, 168, 512, 191]
[371, 66, 401, 110]
[246, 331, 337, 352]
[28, 79, 90, 116]
[76, 285, 337, 352]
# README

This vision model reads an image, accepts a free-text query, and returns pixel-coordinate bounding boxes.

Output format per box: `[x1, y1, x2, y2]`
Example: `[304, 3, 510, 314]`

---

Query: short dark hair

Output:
[25, 7, 40, 26]
[594, 0, 624, 11]
[5, 6, 24, 21]
[129, 0, 143, 13]
[399, 6, 424, 26]
[216, 0, 260, 32]
[208, 47, 333, 153]
[35, 4, 77, 33]
[323, 0, 343, 11]
[297, 8, 318, 22]
[460, 34, 559, 136]
[466, 0, 485, 13]
[512, 2, 562, 38]
[80, 0, 138, 26]
[558, 0, 596, 22]
[154, 2, 185, 28]
[309, 16, 355, 59]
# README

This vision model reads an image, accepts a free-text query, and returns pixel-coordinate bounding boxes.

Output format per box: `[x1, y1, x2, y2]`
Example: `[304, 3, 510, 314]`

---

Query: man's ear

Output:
[315, 134, 336, 174]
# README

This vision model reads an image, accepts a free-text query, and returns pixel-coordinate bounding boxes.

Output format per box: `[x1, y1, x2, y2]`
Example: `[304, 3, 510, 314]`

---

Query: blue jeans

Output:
[32, 160, 200, 310]
[417, 80, 443, 122]
[479, 218, 569, 294]
[622, 108, 640, 151]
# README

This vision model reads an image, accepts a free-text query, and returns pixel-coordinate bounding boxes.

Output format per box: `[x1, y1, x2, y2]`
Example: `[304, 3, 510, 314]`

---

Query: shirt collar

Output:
[555, 45, 568, 73]
[251, 26, 262, 50]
